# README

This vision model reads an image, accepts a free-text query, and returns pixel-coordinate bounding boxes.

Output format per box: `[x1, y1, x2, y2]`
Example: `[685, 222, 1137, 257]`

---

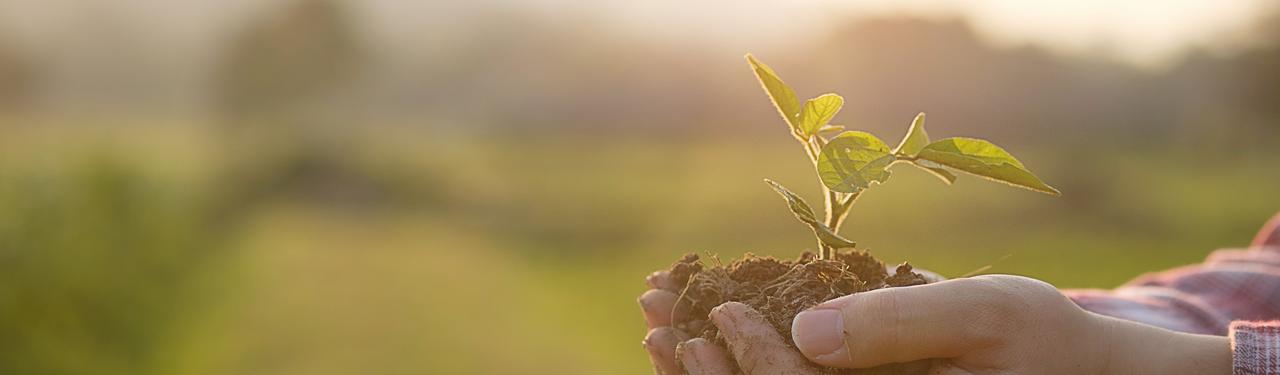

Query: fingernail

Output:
[645, 327, 687, 375]
[639, 290, 677, 327]
[791, 308, 848, 363]
[639, 297, 663, 328]
[645, 328, 677, 358]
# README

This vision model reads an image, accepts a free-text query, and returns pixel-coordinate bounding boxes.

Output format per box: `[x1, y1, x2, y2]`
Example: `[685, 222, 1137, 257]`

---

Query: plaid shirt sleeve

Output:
[1232, 321, 1280, 375]
[1064, 212, 1280, 374]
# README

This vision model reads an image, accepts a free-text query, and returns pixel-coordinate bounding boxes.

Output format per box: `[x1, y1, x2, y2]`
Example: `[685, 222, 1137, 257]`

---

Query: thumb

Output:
[791, 276, 1020, 368]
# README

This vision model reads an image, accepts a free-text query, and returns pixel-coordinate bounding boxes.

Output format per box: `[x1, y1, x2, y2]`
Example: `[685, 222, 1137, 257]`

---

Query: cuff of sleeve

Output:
[1231, 321, 1280, 375]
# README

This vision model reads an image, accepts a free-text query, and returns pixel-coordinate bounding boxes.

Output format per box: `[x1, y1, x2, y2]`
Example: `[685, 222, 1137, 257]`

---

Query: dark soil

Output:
[666, 250, 933, 375]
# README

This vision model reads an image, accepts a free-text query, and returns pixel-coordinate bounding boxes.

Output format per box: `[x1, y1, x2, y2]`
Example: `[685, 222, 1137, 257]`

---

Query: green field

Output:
[1, 123, 1277, 374]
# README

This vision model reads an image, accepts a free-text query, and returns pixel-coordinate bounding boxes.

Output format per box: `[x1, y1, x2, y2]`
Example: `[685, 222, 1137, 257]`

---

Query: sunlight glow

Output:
[583, 0, 1267, 68]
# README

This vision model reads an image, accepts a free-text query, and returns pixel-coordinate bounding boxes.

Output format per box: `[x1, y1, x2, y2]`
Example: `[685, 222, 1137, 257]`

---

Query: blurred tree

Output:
[0, 40, 33, 111]
[1232, 9, 1280, 126]
[1160, 6, 1280, 150]
[213, 0, 388, 210]
[806, 17, 1169, 144]
[215, 0, 360, 123]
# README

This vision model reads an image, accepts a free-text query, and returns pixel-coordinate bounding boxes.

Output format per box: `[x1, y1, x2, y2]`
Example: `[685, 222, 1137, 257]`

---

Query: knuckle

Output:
[960, 275, 1070, 338]
[955, 276, 1035, 342]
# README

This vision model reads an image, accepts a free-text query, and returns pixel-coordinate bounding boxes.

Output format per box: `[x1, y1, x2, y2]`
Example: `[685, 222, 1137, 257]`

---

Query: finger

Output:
[676, 338, 735, 375]
[792, 276, 1018, 368]
[639, 289, 680, 328]
[709, 302, 821, 375]
[645, 327, 689, 375]
[1253, 212, 1280, 248]
[647, 270, 681, 291]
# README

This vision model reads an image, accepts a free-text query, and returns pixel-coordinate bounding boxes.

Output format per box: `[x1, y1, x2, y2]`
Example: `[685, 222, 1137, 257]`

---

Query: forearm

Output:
[1097, 313, 1231, 375]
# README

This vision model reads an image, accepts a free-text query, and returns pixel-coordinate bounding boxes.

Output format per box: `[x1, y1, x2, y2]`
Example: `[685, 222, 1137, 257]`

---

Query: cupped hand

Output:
[639, 266, 948, 374]
[639, 265, 941, 374]
[640, 270, 821, 374]
[643, 272, 1230, 375]
[788, 274, 1230, 374]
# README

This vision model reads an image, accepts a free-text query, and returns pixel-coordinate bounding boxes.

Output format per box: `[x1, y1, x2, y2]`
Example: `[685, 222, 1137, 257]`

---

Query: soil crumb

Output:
[668, 250, 931, 375]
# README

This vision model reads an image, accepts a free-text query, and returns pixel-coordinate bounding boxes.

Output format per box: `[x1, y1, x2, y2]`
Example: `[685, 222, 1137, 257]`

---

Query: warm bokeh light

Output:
[0, 1, 1277, 374]
[837, 0, 1268, 66]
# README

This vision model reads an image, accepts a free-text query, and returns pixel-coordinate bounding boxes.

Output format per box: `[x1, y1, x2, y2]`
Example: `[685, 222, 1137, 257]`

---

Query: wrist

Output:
[1098, 314, 1230, 375]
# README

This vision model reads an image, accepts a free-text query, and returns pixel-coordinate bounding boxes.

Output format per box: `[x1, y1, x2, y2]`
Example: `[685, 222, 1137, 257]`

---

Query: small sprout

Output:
[746, 54, 1059, 259]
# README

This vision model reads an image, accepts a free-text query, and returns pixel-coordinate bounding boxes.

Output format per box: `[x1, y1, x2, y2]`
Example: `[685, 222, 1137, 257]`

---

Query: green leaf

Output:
[763, 179, 857, 249]
[894, 112, 930, 156]
[890, 113, 952, 184]
[916, 138, 1060, 195]
[817, 132, 896, 193]
[812, 224, 858, 249]
[745, 54, 801, 132]
[797, 94, 844, 137]
[764, 179, 819, 224]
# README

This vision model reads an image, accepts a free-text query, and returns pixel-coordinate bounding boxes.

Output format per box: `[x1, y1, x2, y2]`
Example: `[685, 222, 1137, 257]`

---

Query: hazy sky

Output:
[847, 0, 1268, 65]
[0, 0, 1272, 68]
[570, 0, 1271, 68]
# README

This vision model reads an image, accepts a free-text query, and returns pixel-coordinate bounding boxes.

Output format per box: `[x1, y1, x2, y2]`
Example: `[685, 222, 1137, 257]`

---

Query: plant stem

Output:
[827, 190, 859, 231]
[821, 191, 838, 259]
[797, 134, 833, 259]
[793, 135, 824, 259]
[800, 133, 866, 260]
[806, 134, 851, 259]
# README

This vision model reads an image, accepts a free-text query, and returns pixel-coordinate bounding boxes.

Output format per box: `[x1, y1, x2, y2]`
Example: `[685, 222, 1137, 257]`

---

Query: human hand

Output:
[789, 274, 1232, 375]
[644, 272, 1230, 374]
[639, 269, 825, 374]
[639, 266, 942, 374]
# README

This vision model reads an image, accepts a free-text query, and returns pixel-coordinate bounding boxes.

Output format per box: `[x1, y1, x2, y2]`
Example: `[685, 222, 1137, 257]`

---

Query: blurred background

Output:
[0, 0, 1278, 373]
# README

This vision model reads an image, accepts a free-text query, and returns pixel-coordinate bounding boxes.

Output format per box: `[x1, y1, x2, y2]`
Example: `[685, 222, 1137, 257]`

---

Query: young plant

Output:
[747, 54, 1059, 260]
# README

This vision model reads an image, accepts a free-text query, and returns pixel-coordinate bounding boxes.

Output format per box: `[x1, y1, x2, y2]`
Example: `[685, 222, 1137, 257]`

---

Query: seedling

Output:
[747, 54, 1059, 260]
[651, 56, 1062, 374]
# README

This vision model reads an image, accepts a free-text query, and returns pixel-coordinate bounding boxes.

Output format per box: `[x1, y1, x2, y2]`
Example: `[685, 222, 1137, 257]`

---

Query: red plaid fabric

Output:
[1064, 212, 1280, 374]
[1232, 322, 1280, 375]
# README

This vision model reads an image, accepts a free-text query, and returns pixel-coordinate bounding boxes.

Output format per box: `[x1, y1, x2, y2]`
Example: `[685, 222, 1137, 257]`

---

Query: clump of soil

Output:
[666, 250, 932, 374]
